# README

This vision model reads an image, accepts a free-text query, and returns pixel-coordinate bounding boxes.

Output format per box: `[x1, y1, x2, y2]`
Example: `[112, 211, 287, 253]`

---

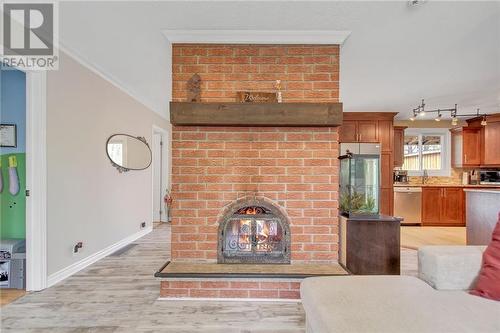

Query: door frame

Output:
[151, 125, 169, 224]
[25, 71, 48, 291]
[2, 67, 48, 291]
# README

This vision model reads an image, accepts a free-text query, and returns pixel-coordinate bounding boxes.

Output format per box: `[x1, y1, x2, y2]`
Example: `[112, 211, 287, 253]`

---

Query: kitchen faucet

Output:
[422, 169, 429, 184]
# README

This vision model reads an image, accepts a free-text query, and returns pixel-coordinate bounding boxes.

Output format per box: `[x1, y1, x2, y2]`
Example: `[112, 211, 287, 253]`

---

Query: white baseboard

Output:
[47, 226, 153, 287]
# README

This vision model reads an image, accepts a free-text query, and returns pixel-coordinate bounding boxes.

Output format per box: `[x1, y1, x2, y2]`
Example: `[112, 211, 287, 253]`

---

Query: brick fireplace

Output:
[163, 44, 342, 299]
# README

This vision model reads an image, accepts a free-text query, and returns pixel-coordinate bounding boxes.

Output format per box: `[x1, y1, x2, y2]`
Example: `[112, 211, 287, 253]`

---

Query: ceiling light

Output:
[419, 110, 426, 117]
[409, 116, 416, 121]
[451, 117, 458, 126]
[435, 112, 442, 121]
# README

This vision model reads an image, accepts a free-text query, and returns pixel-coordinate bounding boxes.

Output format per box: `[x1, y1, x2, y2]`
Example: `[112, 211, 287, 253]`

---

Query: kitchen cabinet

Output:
[393, 126, 407, 167]
[422, 187, 464, 226]
[379, 188, 393, 216]
[339, 121, 358, 142]
[450, 127, 481, 167]
[357, 121, 378, 143]
[422, 188, 442, 224]
[378, 121, 393, 152]
[339, 120, 378, 143]
[482, 121, 500, 166]
[464, 113, 500, 167]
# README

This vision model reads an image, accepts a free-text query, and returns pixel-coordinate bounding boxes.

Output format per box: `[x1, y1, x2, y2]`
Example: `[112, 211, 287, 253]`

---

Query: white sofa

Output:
[301, 246, 500, 333]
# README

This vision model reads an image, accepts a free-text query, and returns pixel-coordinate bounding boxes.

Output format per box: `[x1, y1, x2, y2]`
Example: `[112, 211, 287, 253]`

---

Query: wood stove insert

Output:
[218, 199, 291, 264]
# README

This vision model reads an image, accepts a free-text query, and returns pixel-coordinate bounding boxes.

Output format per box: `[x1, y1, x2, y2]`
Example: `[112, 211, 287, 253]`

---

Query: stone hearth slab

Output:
[155, 262, 348, 278]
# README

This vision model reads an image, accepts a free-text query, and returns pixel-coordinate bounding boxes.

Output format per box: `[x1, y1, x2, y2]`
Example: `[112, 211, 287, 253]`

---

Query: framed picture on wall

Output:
[0, 124, 17, 148]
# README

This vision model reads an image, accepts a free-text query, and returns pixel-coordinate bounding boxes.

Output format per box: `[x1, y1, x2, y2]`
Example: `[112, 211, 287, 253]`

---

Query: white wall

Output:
[46, 52, 169, 276]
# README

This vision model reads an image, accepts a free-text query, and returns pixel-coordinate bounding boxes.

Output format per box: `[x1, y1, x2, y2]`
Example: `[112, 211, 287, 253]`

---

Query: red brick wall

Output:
[171, 44, 340, 263]
[172, 44, 339, 103]
[161, 279, 301, 299]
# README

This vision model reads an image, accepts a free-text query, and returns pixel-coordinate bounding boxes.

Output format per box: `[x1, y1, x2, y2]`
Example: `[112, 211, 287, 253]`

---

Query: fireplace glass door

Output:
[219, 206, 290, 264]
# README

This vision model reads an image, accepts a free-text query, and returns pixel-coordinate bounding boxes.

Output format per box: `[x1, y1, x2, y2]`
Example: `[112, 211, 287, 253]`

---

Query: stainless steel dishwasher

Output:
[394, 187, 422, 225]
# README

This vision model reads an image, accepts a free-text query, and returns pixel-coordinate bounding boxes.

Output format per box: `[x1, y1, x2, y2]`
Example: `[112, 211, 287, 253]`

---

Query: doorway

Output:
[0, 68, 47, 294]
[0, 69, 27, 303]
[152, 126, 169, 224]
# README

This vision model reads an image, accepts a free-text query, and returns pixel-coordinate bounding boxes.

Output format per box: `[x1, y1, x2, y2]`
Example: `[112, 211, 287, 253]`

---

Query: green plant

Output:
[340, 187, 377, 214]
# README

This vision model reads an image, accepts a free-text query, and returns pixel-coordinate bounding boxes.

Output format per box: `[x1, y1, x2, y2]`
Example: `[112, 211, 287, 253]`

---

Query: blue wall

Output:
[1, 69, 26, 154]
[1, 69, 27, 239]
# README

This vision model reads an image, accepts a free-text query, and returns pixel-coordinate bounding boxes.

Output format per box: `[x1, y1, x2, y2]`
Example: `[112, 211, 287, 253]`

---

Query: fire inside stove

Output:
[219, 205, 290, 264]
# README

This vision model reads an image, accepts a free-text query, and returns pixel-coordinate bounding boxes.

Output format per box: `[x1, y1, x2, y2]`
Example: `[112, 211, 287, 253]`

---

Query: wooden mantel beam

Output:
[170, 102, 343, 127]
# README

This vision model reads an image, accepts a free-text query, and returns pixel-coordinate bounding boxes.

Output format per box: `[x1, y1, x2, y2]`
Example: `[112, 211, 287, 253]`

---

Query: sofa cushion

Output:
[418, 246, 485, 290]
[301, 275, 500, 333]
[470, 213, 500, 301]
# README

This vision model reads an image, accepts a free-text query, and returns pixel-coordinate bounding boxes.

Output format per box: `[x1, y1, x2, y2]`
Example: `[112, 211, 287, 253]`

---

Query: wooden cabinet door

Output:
[440, 188, 464, 226]
[379, 188, 393, 216]
[482, 121, 500, 165]
[462, 128, 481, 166]
[380, 153, 393, 188]
[378, 121, 393, 152]
[357, 121, 378, 143]
[393, 127, 405, 167]
[340, 121, 358, 142]
[422, 188, 442, 225]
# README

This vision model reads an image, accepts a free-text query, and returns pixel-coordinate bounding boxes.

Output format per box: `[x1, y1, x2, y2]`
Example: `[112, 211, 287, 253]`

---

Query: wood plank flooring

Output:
[0, 289, 26, 307]
[1, 223, 418, 332]
[401, 226, 466, 250]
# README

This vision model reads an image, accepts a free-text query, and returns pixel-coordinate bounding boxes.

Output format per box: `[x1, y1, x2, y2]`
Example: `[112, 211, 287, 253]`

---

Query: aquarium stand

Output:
[339, 214, 402, 275]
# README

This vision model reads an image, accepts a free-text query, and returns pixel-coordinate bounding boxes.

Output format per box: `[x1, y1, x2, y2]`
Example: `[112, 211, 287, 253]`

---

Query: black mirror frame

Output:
[106, 134, 152, 173]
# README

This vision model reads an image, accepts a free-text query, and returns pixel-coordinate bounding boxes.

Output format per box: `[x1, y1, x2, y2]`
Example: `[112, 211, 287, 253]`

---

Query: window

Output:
[107, 143, 123, 165]
[402, 129, 450, 176]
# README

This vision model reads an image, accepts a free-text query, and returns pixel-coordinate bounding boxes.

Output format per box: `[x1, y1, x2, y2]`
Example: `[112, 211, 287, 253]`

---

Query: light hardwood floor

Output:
[401, 226, 466, 250]
[0, 289, 26, 307]
[1, 223, 418, 332]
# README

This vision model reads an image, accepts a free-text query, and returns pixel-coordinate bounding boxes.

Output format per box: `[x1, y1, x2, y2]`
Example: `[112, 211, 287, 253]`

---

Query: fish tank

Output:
[339, 143, 380, 217]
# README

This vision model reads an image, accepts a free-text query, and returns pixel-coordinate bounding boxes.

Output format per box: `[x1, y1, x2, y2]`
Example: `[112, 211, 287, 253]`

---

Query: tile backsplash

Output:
[407, 168, 464, 185]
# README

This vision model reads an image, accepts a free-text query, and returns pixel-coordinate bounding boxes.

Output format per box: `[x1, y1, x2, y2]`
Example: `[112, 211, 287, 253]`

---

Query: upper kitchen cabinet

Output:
[462, 113, 500, 167]
[482, 120, 500, 166]
[393, 126, 407, 167]
[339, 120, 358, 142]
[339, 113, 397, 144]
[450, 127, 481, 167]
[357, 121, 378, 143]
[339, 120, 377, 142]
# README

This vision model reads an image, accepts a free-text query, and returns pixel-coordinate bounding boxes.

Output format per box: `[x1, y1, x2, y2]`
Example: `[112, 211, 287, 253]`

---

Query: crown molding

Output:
[162, 30, 351, 45]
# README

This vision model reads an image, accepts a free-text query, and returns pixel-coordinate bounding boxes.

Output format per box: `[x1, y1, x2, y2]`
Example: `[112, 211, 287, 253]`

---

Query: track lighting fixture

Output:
[481, 115, 487, 126]
[409, 100, 487, 126]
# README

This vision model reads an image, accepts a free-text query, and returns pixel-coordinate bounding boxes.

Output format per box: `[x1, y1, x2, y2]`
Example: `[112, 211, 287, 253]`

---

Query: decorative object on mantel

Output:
[236, 91, 277, 103]
[0, 124, 17, 148]
[106, 134, 152, 173]
[409, 99, 488, 126]
[170, 102, 343, 127]
[275, 80, 283, 103]
[186, 74, 201, 102]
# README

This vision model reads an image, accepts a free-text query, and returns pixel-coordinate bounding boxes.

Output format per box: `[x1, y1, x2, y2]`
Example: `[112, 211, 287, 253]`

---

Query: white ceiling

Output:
[59, 1, 500, 120]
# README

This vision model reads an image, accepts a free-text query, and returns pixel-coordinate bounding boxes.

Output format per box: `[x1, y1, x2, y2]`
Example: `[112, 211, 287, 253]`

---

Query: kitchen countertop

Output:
[463, 189, 500, 194]
[393, 183, 500, 188]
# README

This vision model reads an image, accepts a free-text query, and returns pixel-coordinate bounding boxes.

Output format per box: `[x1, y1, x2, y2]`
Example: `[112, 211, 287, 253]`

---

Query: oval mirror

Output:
[106, 134, 152, 172]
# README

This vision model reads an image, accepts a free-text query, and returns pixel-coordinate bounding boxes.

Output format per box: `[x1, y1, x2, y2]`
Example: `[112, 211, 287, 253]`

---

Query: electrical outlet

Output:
[140, 222, 146, 228]
[73, 242, 83, 254]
